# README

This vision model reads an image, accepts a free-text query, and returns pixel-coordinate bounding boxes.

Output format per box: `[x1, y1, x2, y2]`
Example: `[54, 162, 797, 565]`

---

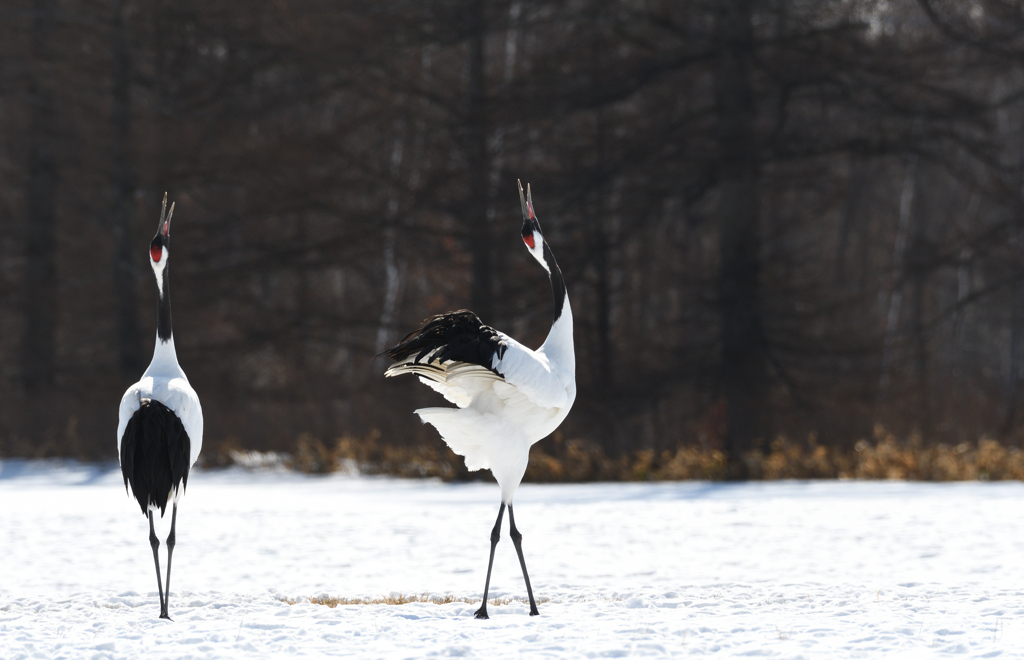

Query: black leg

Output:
[161, 504, 178, 620]
[507, 504, 539, 616]
[474, 502, 505, 620]
[148, 512, 166, 618]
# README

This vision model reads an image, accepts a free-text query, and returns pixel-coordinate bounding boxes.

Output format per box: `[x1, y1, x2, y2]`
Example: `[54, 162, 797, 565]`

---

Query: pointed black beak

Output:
[155, 192, 174, 242]
[519, 179, 532, 221]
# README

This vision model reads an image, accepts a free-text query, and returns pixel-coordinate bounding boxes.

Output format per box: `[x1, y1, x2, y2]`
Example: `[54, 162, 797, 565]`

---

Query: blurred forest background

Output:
[5, 0, 1024, 479]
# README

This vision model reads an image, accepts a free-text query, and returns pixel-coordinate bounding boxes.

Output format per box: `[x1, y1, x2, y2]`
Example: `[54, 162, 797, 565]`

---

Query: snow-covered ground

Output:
[3, 461, 1024, 658]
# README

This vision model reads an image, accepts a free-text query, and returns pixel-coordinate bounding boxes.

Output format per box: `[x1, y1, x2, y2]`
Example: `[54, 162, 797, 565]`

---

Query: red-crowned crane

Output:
[117, 194, 203, 620]
[381, 181, 575, 619]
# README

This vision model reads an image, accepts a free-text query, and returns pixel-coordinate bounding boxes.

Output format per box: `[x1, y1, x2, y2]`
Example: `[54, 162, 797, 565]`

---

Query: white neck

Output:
[541, 296, 575, 376]
[143, 334, 185, 379]
[152, 253, 167, 296]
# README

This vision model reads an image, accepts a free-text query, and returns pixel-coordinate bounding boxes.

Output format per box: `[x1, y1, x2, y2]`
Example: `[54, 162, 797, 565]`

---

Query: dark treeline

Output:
[3, 0, 1024, 476]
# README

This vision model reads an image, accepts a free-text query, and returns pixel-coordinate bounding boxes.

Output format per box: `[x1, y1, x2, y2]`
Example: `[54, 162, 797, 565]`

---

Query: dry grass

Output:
[281, 594, 550, 608]
[530, 427, 1024, 481]
[215, 426, 1024, 482]
[635, 428, 1024, 481]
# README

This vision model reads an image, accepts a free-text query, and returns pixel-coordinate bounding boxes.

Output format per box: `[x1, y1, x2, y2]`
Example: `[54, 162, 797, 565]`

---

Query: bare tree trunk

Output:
[375, 125, 406, 355]
[910, 239, 928, 429]
[153, 0, 169, 181]
[715, 0, 766, 475]
[907, 164, 929, 430]
[111, 0, 144, 382]
[483, 2, 520, 331]
[952, 193, 977, 374]
[1007, 182, 1024, 433]
[587, 113, 616, 455]
[1006, 269, 1024, 433]
[879, 157, 917, 396]
[466, 0, 493, 321]
[1004, 123, 1024, 435]
[591, 114, 615, 385]
[590, 3, 613, 393]
[22, 0, 59, 437]
[593, 202, 612, 386]
[835, 159, 865, 285]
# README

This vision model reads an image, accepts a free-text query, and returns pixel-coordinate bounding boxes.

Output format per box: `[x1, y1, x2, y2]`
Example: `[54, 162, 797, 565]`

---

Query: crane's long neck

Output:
[144, 260, 181, 377]
[541, 242, 574, 373]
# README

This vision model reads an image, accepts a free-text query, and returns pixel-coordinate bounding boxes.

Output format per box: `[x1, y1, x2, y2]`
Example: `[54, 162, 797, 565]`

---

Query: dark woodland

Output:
[4, 0, 1024, 478]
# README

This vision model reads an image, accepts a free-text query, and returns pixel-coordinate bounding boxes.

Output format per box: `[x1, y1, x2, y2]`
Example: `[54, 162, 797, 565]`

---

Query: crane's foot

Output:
[529, 606, 540, 616]
[474, 605, 489, 619]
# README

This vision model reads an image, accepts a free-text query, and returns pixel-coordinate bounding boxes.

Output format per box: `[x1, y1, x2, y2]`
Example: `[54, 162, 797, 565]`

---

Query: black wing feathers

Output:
[381, 310, 507, 375]
[120, 399, 191, 517]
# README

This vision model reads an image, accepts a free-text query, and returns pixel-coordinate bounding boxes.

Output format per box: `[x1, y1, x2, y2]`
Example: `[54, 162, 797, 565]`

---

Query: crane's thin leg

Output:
[161, 504, 178, 620]
[148, 512, 166, 618]
[508, 504, 539, 616]
[474, 502, 505, 620]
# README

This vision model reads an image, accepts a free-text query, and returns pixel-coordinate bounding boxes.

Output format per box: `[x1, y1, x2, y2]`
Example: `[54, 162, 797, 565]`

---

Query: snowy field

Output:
[4, 462, 1024, 658]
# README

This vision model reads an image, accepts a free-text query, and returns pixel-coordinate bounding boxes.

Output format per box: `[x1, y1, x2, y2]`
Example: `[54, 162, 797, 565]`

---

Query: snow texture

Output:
[3, 460, 1024, 658]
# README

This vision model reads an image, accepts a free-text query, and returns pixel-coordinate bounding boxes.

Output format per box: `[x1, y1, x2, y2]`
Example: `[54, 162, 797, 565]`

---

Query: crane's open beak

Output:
[156, 192, 174, 240]
[519, 179, 533, 221]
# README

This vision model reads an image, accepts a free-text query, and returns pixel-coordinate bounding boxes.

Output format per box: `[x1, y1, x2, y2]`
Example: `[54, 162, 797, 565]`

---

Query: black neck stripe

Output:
[543, 241, 567, 321]
[157, 267, 173, 342]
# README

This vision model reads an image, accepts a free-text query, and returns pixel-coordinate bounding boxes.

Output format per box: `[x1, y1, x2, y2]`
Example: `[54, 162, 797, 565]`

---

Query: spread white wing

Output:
[385, 336, 570, 414]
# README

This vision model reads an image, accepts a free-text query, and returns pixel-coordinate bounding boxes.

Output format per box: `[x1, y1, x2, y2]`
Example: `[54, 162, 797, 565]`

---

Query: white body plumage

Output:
[407, 312, 574, 504]
[117, 337, 204, 502]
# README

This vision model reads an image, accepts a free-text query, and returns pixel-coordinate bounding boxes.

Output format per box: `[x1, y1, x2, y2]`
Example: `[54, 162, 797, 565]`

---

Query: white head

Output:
[519, 180, 549, 273]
